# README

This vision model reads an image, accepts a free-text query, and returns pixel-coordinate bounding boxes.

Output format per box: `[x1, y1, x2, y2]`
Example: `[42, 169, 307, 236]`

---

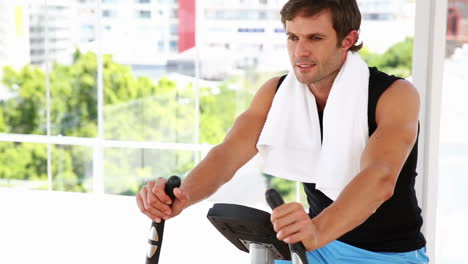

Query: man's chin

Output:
[293, 70, 314, 83]
[295, 75, 315, 85]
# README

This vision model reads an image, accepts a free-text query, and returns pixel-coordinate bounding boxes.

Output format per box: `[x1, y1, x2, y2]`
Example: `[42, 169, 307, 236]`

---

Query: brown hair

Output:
[280, 0, 363, 52]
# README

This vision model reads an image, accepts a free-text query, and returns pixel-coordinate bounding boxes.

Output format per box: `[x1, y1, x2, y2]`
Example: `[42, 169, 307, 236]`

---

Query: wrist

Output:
[307, 218, 323, 251]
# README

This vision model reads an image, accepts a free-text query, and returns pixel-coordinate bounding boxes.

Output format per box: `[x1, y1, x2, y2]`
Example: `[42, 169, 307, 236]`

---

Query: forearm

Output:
[311, 165, 395, 249]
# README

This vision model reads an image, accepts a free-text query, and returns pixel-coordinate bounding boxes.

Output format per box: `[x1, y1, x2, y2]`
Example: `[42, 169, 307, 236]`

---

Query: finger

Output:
[272, 208, 307, 232]
[152, 177, 172, 205]
[173, 188, 189, 205]
[147, 191, 172, 215]
[284, 231, 307, 244]
[145, 202, 171, 218]
[145, 181, 155, 207]
[283, 221, 313, 245]
[142, 184, 171, 217]
[136, 190, 146, 212]
[169, 188, 189, 217]
[271, 202, 304, 222]
[276, 219, 309, 241]
[140, 185, 150, 209]
[136, 191, 162, 222]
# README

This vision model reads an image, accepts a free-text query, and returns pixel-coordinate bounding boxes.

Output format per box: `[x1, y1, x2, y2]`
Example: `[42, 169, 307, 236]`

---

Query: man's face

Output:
[285, 9, 346, 86]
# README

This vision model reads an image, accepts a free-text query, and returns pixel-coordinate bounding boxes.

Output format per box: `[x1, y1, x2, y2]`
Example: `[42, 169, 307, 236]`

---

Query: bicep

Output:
[360, 80, 420, 182]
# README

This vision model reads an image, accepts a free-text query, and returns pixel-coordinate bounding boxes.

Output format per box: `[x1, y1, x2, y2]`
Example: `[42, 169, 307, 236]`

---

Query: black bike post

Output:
[266, 188, 309, 264]
[145, 175, 181, 264]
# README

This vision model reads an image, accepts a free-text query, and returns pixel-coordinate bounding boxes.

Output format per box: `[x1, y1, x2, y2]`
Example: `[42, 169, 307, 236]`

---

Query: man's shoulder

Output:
[375, 78, 420, 125]
[368, 67, 418, 104]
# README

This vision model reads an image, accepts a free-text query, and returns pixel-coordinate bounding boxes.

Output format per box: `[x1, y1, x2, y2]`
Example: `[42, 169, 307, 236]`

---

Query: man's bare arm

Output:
[180, 77, 280, 207]
[307, 80, 420, 249]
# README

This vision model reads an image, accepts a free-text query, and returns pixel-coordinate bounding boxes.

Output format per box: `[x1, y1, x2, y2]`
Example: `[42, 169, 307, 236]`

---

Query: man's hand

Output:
[271, 202, 319, 251]
[136, 177, 190, 223]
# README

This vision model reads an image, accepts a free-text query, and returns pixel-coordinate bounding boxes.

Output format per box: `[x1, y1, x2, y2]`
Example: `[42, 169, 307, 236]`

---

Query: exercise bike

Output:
[145, 176, 308, 264]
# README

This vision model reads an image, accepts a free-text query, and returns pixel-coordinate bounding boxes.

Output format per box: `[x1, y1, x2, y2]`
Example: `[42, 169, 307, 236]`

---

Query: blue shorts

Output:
[275, 240, 429, 264]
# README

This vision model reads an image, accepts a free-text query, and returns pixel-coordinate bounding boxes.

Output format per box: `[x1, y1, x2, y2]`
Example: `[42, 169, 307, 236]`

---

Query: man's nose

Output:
[295, 40, 311, 58]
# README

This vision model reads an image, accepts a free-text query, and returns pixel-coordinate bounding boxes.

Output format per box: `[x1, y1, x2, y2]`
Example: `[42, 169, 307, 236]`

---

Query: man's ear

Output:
[341, 30, 359, 50]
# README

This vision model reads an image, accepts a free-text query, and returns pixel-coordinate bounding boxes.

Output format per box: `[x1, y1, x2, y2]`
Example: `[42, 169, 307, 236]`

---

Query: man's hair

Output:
[280, 0, 363, 52]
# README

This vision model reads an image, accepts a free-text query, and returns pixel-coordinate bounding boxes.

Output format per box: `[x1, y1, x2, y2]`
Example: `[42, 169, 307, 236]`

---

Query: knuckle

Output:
[156, 177, 166, 185]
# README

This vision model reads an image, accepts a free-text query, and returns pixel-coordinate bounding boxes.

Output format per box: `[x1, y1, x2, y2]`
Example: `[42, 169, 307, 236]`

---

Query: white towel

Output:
[257, 51, 370, 201]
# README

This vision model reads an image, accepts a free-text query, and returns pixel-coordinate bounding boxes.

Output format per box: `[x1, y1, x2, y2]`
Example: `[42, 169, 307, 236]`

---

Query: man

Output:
[136, 0, 428, 263]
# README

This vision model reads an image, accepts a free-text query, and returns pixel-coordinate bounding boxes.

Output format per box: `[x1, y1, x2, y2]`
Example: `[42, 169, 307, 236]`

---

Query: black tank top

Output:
[275, 67, 426, 252]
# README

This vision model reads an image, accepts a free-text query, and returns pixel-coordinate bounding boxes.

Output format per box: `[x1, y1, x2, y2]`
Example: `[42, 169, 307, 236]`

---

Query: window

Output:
[102, 9, 116, 18]
[169, 40, 178, 51]
[158, 40, 164, 51]
[169, 24, 178, 34]
[0, 0, 436, 263]
[170, 9, 178, 18]
[137, 10, 151, 19]
[437, 2, 468, 263]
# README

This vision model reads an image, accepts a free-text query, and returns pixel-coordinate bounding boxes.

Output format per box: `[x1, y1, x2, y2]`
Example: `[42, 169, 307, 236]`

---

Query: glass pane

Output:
[0, 141, 48, 190]
[196, 0, 289, 206]
[52, 144, 93, 193]
[50, 4, 98, 137]
[104, 147, 195, 195]
[358, 0, 415, 77]
[437, 1, 468, 262]
[102, 0, 196, 143]
[0, 1, 47, 135]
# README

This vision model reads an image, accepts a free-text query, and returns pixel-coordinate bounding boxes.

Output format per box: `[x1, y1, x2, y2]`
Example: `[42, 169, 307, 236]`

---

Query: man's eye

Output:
[288, 36, 298, 41]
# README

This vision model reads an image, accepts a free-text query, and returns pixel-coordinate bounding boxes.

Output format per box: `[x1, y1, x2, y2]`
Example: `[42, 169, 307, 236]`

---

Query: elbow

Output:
[368, 164, 397, 202]
[378, 168, 396, 201]
[381, 181, 395, 201]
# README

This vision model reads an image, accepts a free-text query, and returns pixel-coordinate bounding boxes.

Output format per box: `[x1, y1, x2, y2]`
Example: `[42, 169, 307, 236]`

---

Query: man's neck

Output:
[308, 70, 339, 112]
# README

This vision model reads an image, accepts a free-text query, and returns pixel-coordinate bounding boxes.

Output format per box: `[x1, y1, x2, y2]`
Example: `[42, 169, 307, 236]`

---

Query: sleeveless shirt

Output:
[275, 67, 426, 252]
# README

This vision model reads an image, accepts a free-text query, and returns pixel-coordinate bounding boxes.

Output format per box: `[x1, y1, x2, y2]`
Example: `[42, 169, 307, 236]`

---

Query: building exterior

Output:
[446, 0, 468, 56]
[448, 0, 468, 42]
[0, 1, 30, 69]
[75, 0, 180, 65]
[28, 0, 77, 66]
[177, 0, 289, 80]
[0, 0, 423, 81]
[357, 0, 407, 20]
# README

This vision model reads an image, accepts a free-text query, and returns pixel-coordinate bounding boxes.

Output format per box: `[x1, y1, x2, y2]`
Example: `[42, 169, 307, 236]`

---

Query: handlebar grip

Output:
[165, 175, 181, 200]
[265, 188, 285, 209]
[146, 175, 181, 264]
[265, 188, 309, 264]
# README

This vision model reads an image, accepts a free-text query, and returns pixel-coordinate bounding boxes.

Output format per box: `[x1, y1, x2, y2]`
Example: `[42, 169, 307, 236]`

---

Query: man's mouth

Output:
[296, 63, 316, 69]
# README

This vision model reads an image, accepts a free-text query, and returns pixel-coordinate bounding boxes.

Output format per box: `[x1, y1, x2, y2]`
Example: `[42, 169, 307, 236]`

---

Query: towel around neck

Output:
[257, 51, 370, 200]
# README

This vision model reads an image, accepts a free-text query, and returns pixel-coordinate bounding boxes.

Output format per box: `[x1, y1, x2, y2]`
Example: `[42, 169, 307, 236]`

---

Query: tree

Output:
[0, 37, 415, 196]
[360, 37, 414, 78]
[0, 50, 257, 194]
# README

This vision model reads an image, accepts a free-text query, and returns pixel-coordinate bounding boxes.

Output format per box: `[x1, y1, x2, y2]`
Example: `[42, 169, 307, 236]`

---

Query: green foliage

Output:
[0, 50, 263, 194]
[1, 65, 46, 134]
[0, 142, 47, 183]
[264, 174, 307, 205]
[0, 37, 414, 196]
[199, 72, 281, 144]
[360, 37, 413, 78]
